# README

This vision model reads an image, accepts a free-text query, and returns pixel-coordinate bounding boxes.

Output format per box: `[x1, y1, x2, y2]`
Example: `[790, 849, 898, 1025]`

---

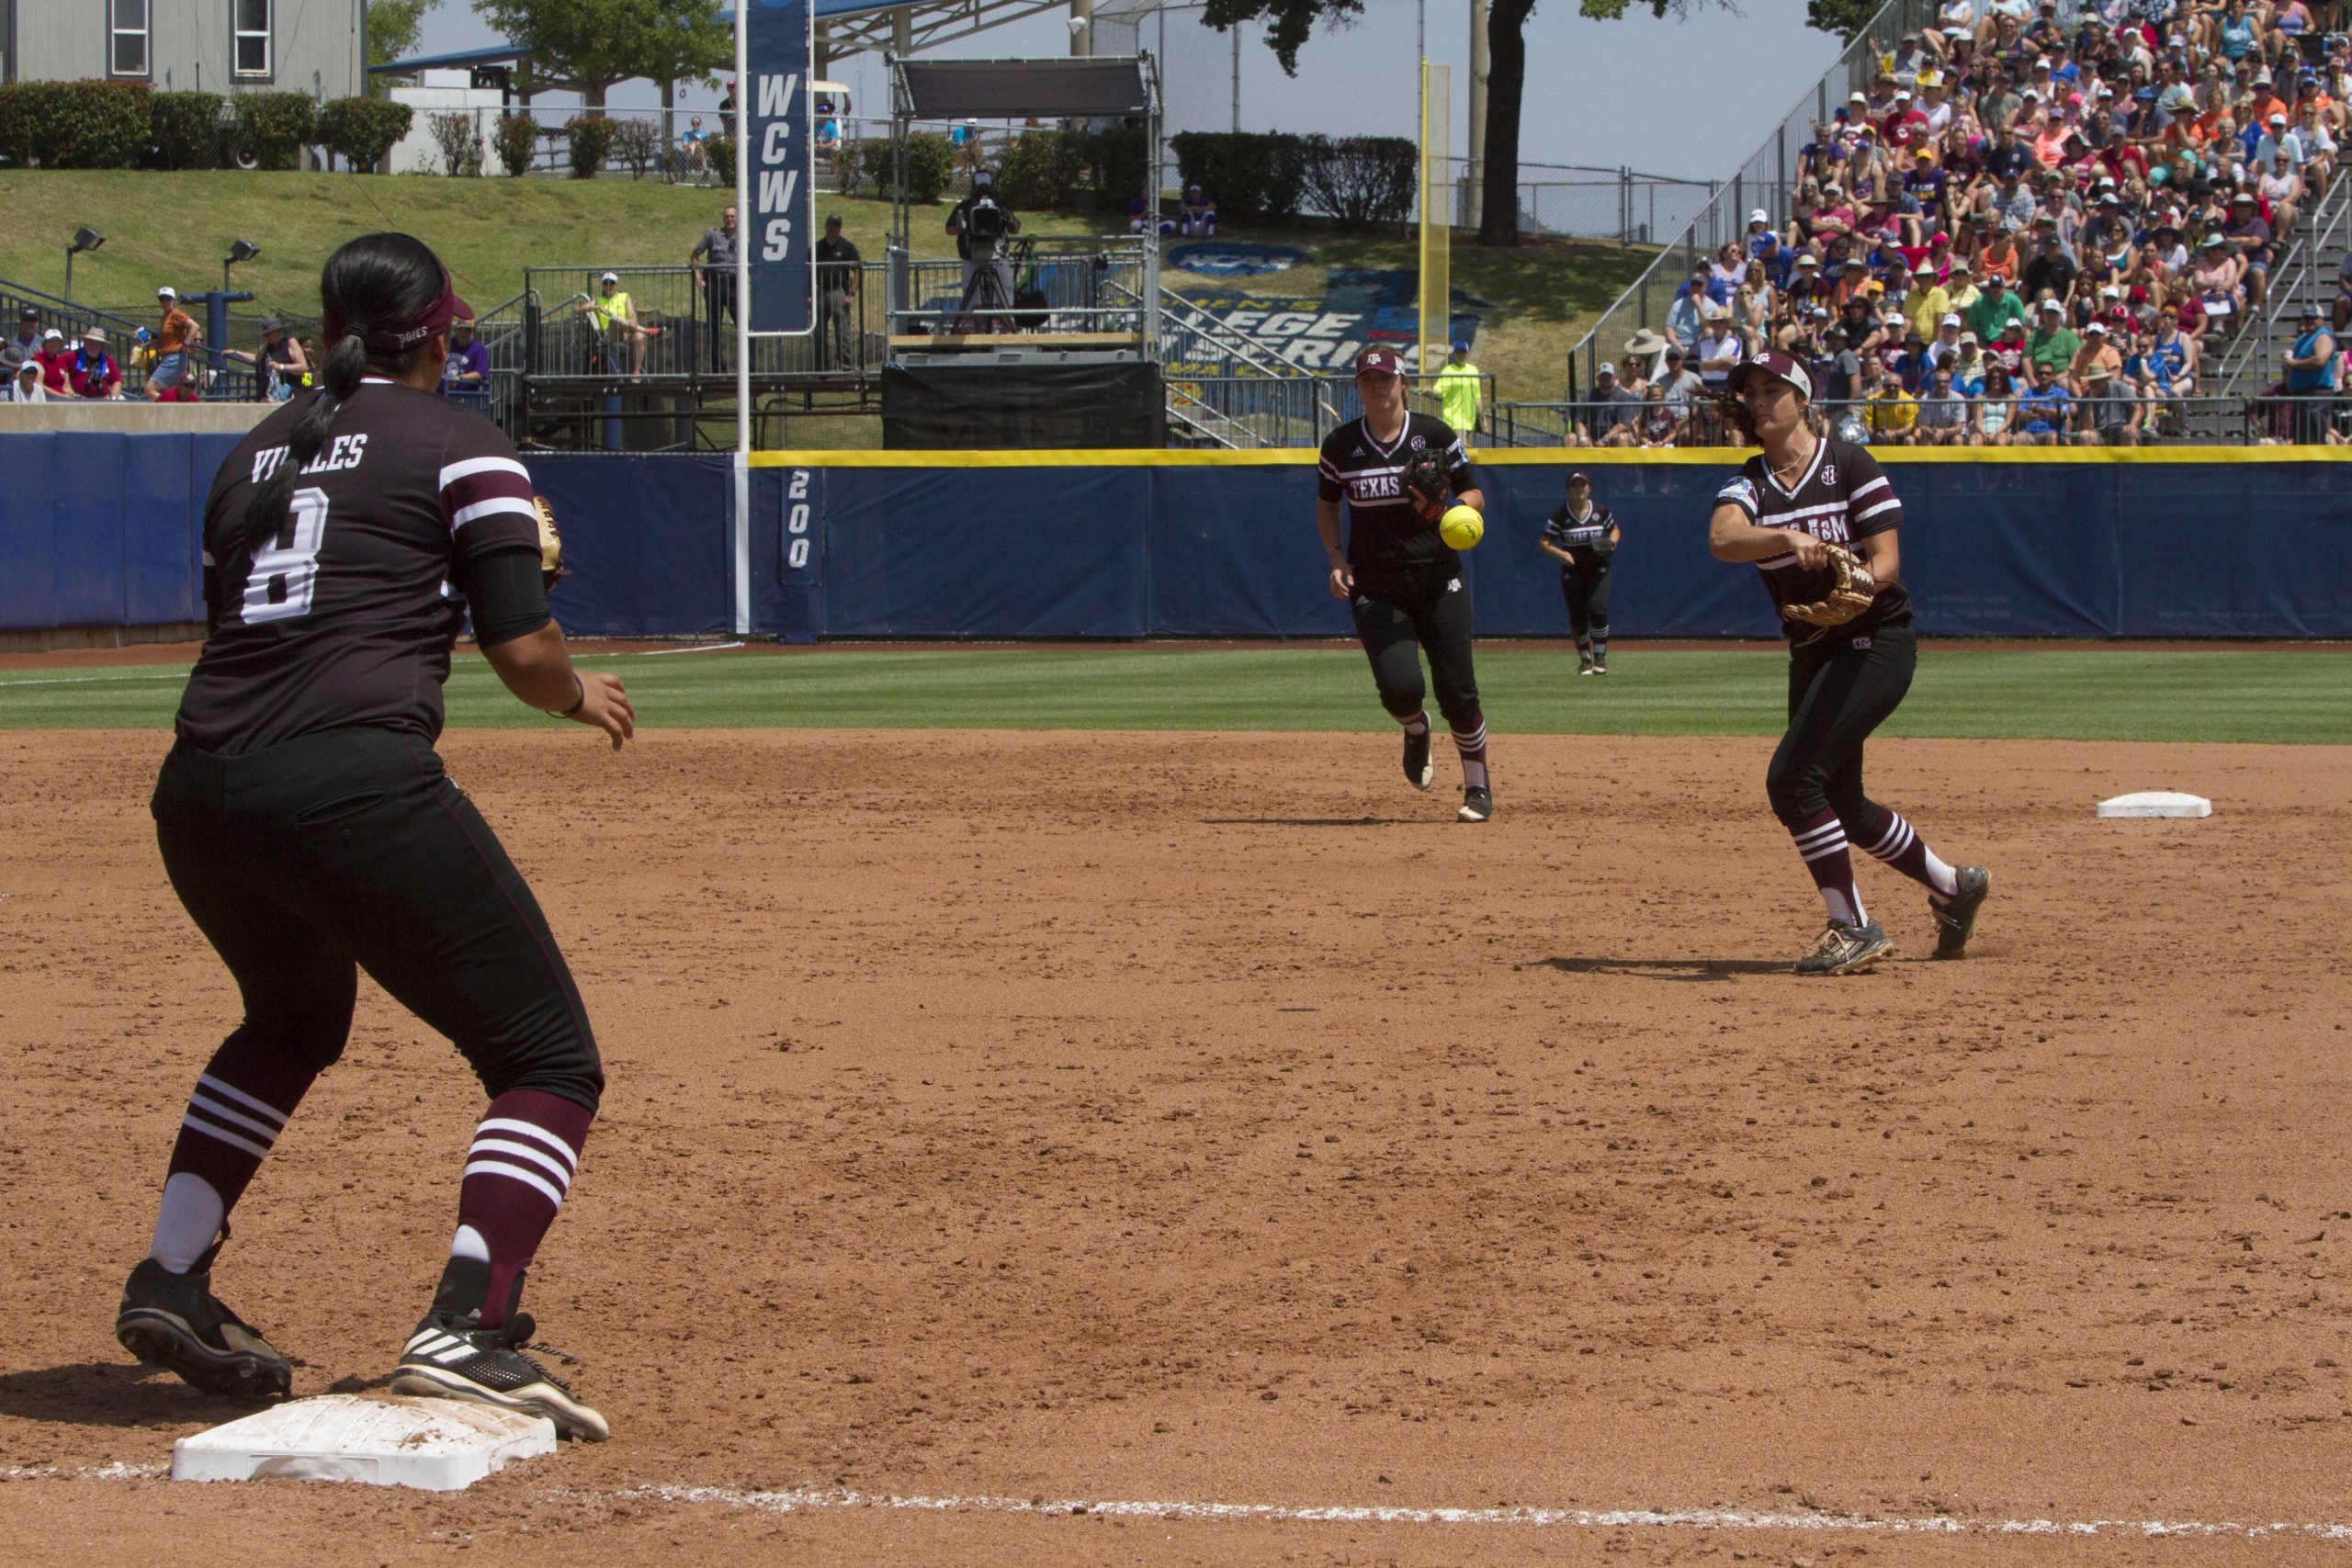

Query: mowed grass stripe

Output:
[0, 649, 2342, 744]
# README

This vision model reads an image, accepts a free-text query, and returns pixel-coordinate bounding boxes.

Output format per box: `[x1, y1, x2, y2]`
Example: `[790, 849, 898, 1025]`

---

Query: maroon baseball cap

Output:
[1726, 348, 1814, 401]
[1354, 348, 1404, 378]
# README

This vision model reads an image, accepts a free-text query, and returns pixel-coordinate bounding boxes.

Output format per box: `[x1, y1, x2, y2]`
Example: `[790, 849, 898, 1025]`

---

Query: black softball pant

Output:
[151, 726, 603, 1112]
[1350, 565, 1481, 729]
[1765, 620, 1917, 835]
[1560, 561, 1611, 641]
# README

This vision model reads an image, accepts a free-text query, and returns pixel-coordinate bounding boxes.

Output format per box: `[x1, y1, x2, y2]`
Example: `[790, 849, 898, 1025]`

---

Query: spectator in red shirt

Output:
[34, 328, 74, 395]
[66, 327, 123, 400]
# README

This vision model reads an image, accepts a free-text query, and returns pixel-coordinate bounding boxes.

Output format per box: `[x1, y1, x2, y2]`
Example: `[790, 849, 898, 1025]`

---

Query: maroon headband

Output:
[330, 269, 472, 355]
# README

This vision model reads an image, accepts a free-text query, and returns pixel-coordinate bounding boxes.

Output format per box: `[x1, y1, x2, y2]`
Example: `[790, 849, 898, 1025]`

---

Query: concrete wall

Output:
[16, 0, 363, 100]
[0, 400, 271, 434]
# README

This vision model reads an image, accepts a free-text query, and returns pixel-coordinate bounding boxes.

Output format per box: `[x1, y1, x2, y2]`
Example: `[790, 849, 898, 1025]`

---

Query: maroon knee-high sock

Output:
[1452, 708, 1489, 790]
[1788, 808, 1865, 926]
[1859, 807, 1961, 899]
[150, 1032, 321, 1271]
[447, 1089, 594, 1328]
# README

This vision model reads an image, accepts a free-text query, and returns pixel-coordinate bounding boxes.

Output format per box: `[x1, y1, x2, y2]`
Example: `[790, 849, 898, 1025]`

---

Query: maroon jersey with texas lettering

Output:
[175, 378, 539, 753]
[1715, 437, 1912, 647]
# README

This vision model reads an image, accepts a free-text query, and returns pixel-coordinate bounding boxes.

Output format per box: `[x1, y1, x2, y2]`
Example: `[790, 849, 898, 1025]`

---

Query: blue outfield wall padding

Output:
[532, 455, 733, 638]
[9, 440, 2352, 639]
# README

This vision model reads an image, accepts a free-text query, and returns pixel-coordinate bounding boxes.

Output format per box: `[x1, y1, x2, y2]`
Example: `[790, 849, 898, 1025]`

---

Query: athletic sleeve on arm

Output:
[1843, 447, 1905, 536]
[1445, 435, 1477, 495]
[456, 545, 554, 649]
[437, 418, 540, 570]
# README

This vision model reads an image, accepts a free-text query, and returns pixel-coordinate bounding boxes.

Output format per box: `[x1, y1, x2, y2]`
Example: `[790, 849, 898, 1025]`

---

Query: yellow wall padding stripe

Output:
[750, 445, 2352, 468]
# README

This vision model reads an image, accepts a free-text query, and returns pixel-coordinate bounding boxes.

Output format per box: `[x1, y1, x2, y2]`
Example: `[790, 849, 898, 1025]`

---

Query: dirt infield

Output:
[2, 728, 2346, 1565]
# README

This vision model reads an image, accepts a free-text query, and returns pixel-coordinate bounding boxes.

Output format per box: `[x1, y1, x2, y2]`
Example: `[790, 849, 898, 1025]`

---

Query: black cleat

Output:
[1794, 919, 1894, 976]
[1402, 727, 1433, 791]
[1593, 654, 1608, 674]
[117, 1256, 294, 1401]
[1577, 654, 1596, 676]
[1458, 784, 1493, 823]
[1931, 865, 1991, 959]
[390, 1311, 610, 1441]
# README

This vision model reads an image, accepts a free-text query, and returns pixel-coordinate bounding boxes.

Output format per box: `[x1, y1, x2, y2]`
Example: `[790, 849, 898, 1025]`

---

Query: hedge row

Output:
[0, 80, 411, 171]
[1170, 131, 1418, 226]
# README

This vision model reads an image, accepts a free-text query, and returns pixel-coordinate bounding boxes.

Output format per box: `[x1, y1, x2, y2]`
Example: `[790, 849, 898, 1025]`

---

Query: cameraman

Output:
[945, 169, 1022, 327]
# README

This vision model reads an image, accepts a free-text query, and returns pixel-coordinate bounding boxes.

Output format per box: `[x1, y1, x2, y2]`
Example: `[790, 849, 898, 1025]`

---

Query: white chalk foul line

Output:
[0, 671, 189, 689]
[622, 1483, 2352, 1542]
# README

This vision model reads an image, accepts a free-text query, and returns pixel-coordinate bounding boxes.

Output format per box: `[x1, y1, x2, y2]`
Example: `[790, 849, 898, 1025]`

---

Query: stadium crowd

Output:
[1565, 0, 2352, 446]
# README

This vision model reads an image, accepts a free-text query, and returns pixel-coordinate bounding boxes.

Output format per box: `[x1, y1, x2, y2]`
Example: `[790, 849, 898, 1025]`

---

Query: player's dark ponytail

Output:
[240, 232, 447, 548]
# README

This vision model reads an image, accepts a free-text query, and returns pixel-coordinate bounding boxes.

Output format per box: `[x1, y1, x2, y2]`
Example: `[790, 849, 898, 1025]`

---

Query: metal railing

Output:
[1162, 372, 1497, 448]
[388, 105, 891, 192]
[0, 283, 155, 396]
[1437, 156, 1715, 244]
[1566, 0, 1939, 396]
[2211, 175, 2352, 407]
[1486, 394, 2302, 448]
[887, 236, 1148, 339]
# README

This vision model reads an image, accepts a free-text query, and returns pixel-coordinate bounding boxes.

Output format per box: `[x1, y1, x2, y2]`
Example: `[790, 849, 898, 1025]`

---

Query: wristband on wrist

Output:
[557, 672, 586, 718]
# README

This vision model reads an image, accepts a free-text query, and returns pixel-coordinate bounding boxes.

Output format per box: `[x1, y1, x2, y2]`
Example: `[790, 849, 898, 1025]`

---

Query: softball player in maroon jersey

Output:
[1708, 350, 1990, 975]
[115, 233, 628, 1438]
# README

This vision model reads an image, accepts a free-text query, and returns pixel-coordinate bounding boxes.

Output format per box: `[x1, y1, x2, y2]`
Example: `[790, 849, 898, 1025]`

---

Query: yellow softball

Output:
[1439, 504, 1485, 550]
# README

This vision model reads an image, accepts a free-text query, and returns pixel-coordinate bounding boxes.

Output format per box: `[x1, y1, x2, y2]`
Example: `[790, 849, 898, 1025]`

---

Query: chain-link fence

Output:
[1487, 394, 2301, 448]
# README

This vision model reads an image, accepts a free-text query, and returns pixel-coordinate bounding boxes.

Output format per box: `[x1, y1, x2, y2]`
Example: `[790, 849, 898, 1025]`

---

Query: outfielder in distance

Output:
[114, 232, 630, 1440]
[1317, 347, 1493, 822]
[1708, 349, 1990, 975]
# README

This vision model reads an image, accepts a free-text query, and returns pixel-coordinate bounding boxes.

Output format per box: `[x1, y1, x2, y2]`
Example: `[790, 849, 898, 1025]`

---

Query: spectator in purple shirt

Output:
[441, 315, 491, 398]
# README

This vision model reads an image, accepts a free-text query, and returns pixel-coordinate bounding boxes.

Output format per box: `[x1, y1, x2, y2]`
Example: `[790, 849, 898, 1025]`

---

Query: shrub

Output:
[0, 80, 151, 168]
[995, 128, 1086, 211]
[1298, 135, 1417, 226]
[830, 133, 864, 197]
[316, 96, 413, 171]
[233, 91, 318, 170]
[427, 110, 483, 175]
[150, 91, 226, 170]
[1170, 131, 1308, 223]
[1082, 122, 1148, 213]
[565, 114, 613, 179]
[492, 112, 539, 176]
[608, 118, 662, 179]
[706, 131, 736, 187]
[854, 132, 956, 203]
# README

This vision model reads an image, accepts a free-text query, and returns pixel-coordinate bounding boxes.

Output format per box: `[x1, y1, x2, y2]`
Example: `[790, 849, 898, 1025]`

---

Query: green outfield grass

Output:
[0, 647, 2344, 744]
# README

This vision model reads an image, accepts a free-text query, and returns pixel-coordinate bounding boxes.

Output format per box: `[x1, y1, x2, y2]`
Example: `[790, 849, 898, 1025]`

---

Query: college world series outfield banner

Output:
[746, 0, 816, 334]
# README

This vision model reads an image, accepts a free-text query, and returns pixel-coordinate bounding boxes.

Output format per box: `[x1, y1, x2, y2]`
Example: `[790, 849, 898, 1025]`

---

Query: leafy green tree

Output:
[473, 0, 729, 111]
[1204, 0, 1727, 248]
[1804, 0, 1882, 42]
[368, 0, 436, 79]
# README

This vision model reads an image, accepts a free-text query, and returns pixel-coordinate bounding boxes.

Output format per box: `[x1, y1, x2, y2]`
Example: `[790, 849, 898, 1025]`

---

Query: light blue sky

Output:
[413, 0, 1843, 181]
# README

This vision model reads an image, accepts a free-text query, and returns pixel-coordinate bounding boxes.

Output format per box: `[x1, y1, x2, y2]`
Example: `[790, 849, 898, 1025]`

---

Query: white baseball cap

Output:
[1748, 208, 1770, 224]
[600, 271, 619, 282]
[1940, 312, 1962, 326]
[2085, 321, 2108, 333]
[41, 327, 62, 341]
[157, 286, 176, 299]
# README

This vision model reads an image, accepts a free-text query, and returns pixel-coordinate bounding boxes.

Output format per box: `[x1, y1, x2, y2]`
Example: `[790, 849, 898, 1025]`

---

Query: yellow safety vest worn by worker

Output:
[589, 291, 634, 333]
[1437, 360, 1482, 432]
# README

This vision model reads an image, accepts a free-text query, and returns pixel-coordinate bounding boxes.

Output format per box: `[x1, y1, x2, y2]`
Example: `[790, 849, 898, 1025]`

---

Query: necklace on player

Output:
[1768, 436, 1815, 487]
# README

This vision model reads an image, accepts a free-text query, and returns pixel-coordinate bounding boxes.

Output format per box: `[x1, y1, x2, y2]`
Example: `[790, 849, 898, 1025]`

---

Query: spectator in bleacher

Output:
[1862, 355, 1919, 442]
[816, 214, 863, 370]
[1667, 267, 1709, 351]
[2223, 189, 2275, 305]
[1180, 185, 1217, 238]
[1817, 325, 1862, 403]
[2015, 357, 2073, 442]
[2073, 364, 2147, 445]
[1916, 364, 1973, 444]
[6, 356, 47, 402]
[2283, 301, 2338, 442]
[678, 114, 710, 177]
[2071, 319, 2125, 385]
[148, 287, 195, 402]
[688, 205, 741, 372]
[1925, 310, 1968, 374]
[1696, 309, 1744, 390]
[2028, 297, 2082, 376]
[2259, 146, 2308, 234]
[1635, 381, 1682, 447]
[438, 316, 488, 399]
[224, 317, 310, 402]
[2334, 245, 2352, 333]
[2022, 227, 2081, 308]
[1976, 361, 2019, 443]
[578, 271, 649, 377]
[1583, 363, 1641, 446]
[2145, 299, 2199, 394]
[2, 307, 39, 375]
[2289, 96, 2336, 187]
[65, 326, 122, 400]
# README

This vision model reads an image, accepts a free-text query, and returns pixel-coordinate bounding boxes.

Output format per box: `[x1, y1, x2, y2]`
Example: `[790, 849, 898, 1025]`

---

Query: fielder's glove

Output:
[1781, 542, 1878, 627]
[1400, 446, 1451, 523]
[1713, 385, 1759, 444]
[532, 495, 566, 590]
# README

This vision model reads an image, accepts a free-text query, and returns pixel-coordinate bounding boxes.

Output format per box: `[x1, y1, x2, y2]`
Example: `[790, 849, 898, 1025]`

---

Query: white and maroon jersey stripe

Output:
[178, 382, 542, 752]
[1715, 437, 1912, 644]
[1316, 411, 1476, 578]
